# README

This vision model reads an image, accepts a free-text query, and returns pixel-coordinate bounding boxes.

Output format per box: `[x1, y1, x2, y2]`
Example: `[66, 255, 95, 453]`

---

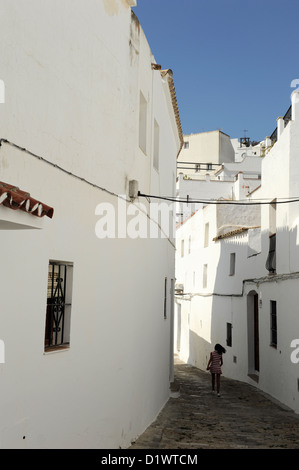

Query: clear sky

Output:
[133, 0, 299, 143]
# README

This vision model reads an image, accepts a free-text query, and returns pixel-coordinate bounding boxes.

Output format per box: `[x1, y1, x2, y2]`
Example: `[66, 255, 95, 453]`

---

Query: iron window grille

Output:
[226, 323, 232, 347]
[45, 262, 73, 351]
[270, 300, 277, 348]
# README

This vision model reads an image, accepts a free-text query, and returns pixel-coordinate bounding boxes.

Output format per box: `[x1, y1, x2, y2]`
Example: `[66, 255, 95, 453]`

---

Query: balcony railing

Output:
[270, 105, 292, 143]
[177, 161, 222, 172]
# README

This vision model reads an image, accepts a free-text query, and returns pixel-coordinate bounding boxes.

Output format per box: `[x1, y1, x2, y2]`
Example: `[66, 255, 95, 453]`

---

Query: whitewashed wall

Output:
[179, 130, 234, 174]
[0, 0, 180, 448]
[175, 91, 299, 414]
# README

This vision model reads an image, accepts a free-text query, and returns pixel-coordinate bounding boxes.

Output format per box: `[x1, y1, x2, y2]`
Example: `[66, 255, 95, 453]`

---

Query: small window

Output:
[153, 119, 159, 171]
[184, 141, 189, 149]
[139, 91, 147, 154]
[45, 261, 73, 351]
[269, 199, 277, 237]
[181, 239, 184, 257]
[195, 164, 200, 172]
[204, 223, 209, 247]
[188, 235, 191, 254]
[229, 253, 236, 276]
[164, 277, 168, 319]
[266, 234, 276, 273]
[227, 323, 232, 347]
[203, 264, 208, 288]
[270, 300, 277, 348]
[207, 163, 212, 170]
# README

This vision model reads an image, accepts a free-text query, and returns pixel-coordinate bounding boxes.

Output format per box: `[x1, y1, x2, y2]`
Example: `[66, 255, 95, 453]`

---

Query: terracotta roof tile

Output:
[213, 226, 260, 241]
[0, 181, 54, 219]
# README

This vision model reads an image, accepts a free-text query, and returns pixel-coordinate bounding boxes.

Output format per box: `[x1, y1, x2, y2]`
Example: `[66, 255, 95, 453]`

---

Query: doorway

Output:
[247, 290, 260, 379]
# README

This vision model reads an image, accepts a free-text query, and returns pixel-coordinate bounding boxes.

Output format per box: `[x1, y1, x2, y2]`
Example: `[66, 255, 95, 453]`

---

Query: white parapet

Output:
[291, 90, 299, 121]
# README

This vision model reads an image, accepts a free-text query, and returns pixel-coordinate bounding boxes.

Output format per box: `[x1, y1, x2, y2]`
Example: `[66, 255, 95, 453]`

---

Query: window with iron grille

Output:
[270, 300, 277, 348]
[45, 261, 73, 351]
[226, 322, 232, 347]
[266, 200, 277, 273]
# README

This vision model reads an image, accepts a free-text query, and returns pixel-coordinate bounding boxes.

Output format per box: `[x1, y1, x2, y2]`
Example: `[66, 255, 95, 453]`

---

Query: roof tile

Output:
[0, 181, 54, 219]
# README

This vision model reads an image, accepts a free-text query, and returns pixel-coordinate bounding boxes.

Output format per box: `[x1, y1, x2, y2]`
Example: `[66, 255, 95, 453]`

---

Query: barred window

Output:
[226, 323, 232, 347]
[270, 300, 277, 348]
[45, 261, 73, 351]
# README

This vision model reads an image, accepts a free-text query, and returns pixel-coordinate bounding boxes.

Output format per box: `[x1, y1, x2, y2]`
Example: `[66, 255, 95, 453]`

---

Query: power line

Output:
[0, 138, 176, 246]
[137, 191, 299, 206]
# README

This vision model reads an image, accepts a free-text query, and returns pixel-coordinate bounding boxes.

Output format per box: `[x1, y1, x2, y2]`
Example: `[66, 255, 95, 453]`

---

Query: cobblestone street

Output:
[130, 357, 299, 449]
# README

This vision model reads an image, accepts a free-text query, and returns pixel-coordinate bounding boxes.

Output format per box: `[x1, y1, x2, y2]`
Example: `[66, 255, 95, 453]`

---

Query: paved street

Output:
[130, 357, 299, 449]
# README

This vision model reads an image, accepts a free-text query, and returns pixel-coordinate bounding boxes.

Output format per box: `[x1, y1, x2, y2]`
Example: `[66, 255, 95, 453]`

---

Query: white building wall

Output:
[0, 0, 180, 448]
[176, 154, 261, 223]
[175, 91, 299, 414]
[179, 130, 235, 177]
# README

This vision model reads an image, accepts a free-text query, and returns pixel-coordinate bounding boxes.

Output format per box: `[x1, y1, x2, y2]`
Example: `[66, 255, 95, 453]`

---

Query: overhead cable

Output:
[137, 191, 299, 206]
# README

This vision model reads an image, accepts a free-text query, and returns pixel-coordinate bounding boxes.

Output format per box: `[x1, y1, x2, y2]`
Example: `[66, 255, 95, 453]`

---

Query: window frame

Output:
[203, 264, 208, 289]
[204, 222, 209, 247]
[229, 252, 236, 276]
[270, 300, 277, 348]
[226, 322, 232, 347]
[181, 239, 184, 257]
[153, 118, 160, 171]
[44, 261, 73, 352]
[139, 91, 147, 154]
[164, 277, 168, 319]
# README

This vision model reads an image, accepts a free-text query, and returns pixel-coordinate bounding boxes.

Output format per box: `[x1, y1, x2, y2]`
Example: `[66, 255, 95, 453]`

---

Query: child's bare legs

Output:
[216, 374, 221, 394]
[211, 373, 215, 391]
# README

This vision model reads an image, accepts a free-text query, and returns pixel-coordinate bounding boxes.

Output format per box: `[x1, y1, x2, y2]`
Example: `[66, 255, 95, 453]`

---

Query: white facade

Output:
[231, 137, 264, 161]
[0, 0, 182, 448]
[176, 154, 261, 223]
[178, 130, 235, 177]
[175, 91, 299, 414]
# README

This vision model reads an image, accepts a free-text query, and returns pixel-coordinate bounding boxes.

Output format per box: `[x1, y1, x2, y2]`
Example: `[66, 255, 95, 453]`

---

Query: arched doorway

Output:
[247, 290, 259, 380]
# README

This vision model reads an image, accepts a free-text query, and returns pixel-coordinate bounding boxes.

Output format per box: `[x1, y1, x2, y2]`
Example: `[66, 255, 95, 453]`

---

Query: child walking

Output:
[206, 344, 226, 397]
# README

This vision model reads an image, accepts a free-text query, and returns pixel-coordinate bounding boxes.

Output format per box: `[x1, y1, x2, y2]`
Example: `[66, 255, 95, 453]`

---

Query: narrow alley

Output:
[130, 357, 299, 449]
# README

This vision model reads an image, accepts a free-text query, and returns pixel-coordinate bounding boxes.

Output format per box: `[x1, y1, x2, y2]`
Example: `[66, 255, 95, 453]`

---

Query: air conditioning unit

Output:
[175, 283, 184, 294]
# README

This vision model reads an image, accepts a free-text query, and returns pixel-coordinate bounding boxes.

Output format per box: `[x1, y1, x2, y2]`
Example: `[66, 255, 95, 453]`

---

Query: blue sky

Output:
[133, 0, 299, 143]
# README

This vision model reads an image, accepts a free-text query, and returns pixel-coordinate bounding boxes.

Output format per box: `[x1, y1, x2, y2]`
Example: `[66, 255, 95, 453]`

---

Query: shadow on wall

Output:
[188, 329, 213, 371]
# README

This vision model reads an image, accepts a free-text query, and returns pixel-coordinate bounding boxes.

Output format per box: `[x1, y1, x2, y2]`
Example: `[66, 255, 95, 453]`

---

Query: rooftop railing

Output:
[270, 105, 292, 143]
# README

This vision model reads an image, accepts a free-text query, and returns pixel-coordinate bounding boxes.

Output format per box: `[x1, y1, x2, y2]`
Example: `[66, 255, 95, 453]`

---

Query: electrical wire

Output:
[0, 138, 176, 247]
[138, 191, 299, 206]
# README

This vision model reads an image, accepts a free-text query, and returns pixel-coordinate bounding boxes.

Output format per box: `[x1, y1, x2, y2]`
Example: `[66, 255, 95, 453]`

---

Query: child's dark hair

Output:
[215, 343, 226, 355]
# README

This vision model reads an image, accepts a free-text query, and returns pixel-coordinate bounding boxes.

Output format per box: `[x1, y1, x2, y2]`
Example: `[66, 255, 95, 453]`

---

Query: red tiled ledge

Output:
[0, 181, 54, 219]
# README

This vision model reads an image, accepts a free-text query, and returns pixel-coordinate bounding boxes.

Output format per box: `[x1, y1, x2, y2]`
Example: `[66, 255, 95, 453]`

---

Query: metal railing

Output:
[177, 161, 222, 172]
[270, 105, 292, 143]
